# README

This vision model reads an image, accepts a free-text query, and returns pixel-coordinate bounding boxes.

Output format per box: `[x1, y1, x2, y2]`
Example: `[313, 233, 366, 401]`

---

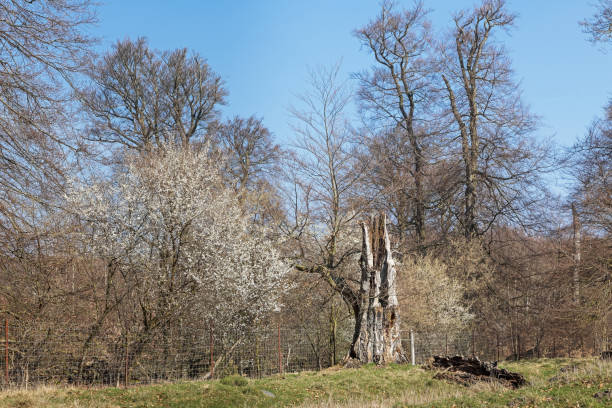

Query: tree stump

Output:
[349, 214, 406, 364]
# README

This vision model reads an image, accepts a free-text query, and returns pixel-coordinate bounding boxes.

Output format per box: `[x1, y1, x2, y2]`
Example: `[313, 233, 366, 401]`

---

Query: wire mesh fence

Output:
[0, 318, 353, 388]
[405, 330, 500, 364]
[0, 319, 606, 389]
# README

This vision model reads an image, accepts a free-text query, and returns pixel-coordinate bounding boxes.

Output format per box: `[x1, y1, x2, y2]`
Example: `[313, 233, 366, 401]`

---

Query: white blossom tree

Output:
[399, 255, 473, 333]
[67, 143, 290, 355]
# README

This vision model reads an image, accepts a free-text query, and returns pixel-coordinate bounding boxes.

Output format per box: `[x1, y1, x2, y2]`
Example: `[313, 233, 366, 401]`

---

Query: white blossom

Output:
[66, 143, 290, 339]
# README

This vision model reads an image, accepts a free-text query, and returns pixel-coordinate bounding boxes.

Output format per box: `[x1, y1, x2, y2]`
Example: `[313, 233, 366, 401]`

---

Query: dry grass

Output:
[297, 376, 508, 407]
[0, 387, 108, 408]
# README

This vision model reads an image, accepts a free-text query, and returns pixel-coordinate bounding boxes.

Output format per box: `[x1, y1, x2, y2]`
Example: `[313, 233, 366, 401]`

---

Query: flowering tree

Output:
[399, 255, 473, 333]
[67, 144, 289, 352]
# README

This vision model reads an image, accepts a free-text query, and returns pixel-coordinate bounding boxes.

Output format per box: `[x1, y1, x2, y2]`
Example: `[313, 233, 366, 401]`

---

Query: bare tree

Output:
[0, 1, 97, 333]
[0, 0, 95, 230]
[439, 0, 548, 239]
[288, 63, 367, 273]
[213, 116, 284, 224]
[288, 65, 409, 363]
[565, 101, 611, 351]
[288, 64, 373, 359]
[581, 0, 612, 44]
[79, 38, 226, 152]
[355, 0, 433, 247]
[569, 102, 612, 236]
[163, 48, 226, 147]
[214, 116, 280, 194]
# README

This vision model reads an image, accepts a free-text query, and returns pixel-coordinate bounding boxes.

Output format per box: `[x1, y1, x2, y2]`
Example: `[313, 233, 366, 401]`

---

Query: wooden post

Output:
[410, 329, 415, 365]
[4, 317, 7, 386]
[255, 336, 261, 378]
[445, 333, 448, 356]
[496, 332, 500, 362]
[471, 329, 475, 357]
[209, 323, 214, 376]
[277, 320, 282, 374]
[124, 336, 129, 388]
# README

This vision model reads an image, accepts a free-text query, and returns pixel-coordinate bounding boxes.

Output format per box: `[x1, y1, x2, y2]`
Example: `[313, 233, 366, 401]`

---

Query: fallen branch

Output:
[426, 355, 527, 389]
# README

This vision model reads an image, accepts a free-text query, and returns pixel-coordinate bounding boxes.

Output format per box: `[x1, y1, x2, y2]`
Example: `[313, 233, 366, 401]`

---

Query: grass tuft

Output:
[219, 375, 249, 387]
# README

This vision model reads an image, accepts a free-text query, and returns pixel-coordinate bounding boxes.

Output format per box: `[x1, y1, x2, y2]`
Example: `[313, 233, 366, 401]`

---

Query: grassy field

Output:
[0, 358, 610, 407]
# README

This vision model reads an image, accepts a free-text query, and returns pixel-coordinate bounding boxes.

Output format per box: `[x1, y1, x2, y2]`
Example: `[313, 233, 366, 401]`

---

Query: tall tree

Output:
[355, 0, 433, 247]
[288, 63, 366, 273]
[439, 0, 546, 239]
[214, 116, 280, 195]
[288, 64, 371, 359]
[79, 38, 226, 152]
[213, 116, 283, 224]
[569, 101, 611, 236]
[0, 0, 95, 232]
[0, 0, 97, 329]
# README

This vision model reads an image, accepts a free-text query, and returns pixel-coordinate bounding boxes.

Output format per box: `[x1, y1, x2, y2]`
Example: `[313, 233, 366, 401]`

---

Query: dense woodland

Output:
[0, 0, 610, 381]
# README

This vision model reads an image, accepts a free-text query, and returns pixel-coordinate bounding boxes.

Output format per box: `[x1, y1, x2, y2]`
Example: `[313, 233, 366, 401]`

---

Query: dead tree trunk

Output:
[349, 214, 406, 364]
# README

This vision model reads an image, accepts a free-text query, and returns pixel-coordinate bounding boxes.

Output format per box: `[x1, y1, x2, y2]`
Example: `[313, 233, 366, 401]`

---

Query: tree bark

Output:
[349, 214, 406, 364]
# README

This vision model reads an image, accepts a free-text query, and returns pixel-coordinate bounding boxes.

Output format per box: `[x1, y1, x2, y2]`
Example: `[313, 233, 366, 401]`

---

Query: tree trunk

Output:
[349, 214, 406, 364]
[329, 302, 337, 366]
[413, 142, 426, 248]
[571, 202, 581, 303]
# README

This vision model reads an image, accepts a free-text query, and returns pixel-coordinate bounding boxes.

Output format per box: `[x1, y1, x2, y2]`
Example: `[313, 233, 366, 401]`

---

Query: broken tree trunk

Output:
[349, 214, 406, 364]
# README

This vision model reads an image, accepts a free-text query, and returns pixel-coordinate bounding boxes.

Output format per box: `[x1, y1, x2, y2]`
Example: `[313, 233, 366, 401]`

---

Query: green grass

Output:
[0, 358, 610, 407]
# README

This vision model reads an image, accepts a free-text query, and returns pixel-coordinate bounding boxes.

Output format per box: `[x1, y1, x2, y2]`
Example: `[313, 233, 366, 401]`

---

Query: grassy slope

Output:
[0, 358, 610, 407]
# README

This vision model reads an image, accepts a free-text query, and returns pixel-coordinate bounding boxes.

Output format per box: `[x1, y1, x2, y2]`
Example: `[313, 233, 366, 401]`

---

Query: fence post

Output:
[124, 336, 129, 388]
[471, 328, 475, 357]
[209, 323, 214, 377]
[4, 317, 7, 386]
[496, 332, 500, 362]
[410, 329, 415, 365]
[277, 320, 283, 374]
[445, 333, 448, 356]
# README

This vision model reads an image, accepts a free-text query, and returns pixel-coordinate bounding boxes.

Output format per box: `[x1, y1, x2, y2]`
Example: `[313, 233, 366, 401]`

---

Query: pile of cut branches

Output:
[426, 355, 527, 389]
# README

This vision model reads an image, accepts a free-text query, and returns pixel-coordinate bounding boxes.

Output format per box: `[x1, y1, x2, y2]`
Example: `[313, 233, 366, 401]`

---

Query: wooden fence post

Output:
[277, 320, 283, 374]
[410, 329, 415, 365]
[496, 332, 500, 362]
[124, 336, 129, 388]
[4, 317, 8, 386]
[209, 323, 214, 377]
[445, 333, 448, 356]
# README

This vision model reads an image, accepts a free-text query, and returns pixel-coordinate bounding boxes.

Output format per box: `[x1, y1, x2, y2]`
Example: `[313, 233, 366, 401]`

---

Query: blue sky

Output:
[91, 0, 611, 151]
